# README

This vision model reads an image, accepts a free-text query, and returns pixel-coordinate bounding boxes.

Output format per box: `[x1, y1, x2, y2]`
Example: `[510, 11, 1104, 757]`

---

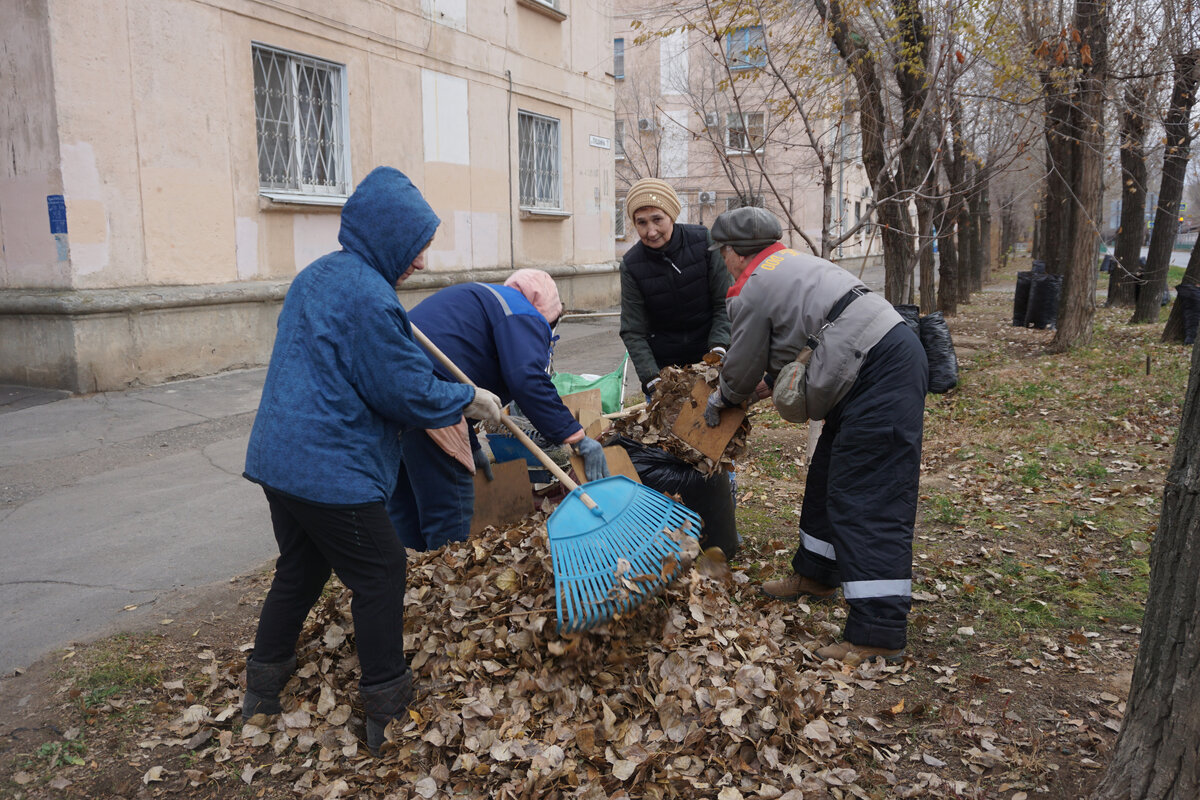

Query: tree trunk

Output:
[1049, 0, 1106, 352]
[1162, 237, 1200, 342]
[1041, 84, 1076, 276]
[935, 195, 959, 315]
[969, 180, 987, 292]
[1093, 307, 1200, 800]
[1132, 51, 1200, 324]
[815, 0, 915, 303]
[917, 200, 937, 312]
[979, 181, 992, 285]
[1108, 87, 1150, 307]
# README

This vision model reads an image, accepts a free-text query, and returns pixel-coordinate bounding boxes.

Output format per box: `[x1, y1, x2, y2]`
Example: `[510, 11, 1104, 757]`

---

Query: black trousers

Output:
[792, 322, 927, 650]
[251, 488, 408, 688]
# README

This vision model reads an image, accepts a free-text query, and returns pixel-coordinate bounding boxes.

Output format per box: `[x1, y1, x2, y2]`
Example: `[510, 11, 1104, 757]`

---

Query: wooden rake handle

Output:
[410, 324, 598, 510]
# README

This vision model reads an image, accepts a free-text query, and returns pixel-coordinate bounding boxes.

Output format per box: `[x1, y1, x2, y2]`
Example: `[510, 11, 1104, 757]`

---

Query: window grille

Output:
[725, 194, 765, 211]
[614, 38, 625, 79]
[726, 26, 766, 69]
[725, 112, 765, 153]
[615, 199, 626, 238]
[614, 120, 626, 159]
[518, 111, 562, 210]
[253, 44, 350, 196]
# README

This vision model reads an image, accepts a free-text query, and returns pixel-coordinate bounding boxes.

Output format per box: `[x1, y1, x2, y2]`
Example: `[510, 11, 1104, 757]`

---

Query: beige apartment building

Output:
[1, 0, 619, 392]
[610, 3, 876, 264]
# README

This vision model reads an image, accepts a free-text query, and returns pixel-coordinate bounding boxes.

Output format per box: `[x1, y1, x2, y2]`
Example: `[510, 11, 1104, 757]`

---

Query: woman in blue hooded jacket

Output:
[240, 167, 503, 756]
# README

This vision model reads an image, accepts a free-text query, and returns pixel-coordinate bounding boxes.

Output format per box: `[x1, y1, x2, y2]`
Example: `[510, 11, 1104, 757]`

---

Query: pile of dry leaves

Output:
[130, 514, 993, 800]
[608, 362, 751, 477]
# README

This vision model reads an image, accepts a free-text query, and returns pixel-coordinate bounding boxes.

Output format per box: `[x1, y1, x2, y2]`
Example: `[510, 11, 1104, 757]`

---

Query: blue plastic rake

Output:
[411, 325, 702, 633]
[545, 474, 701, 632]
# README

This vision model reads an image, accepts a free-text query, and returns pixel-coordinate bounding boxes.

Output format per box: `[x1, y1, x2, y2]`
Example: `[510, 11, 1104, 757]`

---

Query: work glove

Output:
[753, 379, 773, 401]
[704, 346, 727, 365]
[573, 436, 610, 482]
[704, 389, 734, 427]
[642, 377, 661, 397]
[472, 448, 494, 481]
[465, 387, 503, 424]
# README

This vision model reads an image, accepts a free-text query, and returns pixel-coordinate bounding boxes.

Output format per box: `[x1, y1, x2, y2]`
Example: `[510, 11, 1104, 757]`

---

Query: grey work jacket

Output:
[719, 245, 902, 421]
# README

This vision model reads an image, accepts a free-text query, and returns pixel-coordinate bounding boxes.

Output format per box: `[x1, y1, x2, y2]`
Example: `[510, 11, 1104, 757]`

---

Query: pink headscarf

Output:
[504, 269, 563, 324]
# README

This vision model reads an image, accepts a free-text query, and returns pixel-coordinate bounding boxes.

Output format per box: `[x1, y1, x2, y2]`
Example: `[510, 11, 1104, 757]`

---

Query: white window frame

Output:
[252, 43, 351, 203]
[517, 0, 566, 21]
[615, 199, 626, 239]
[725, 112, 765, 155]
[614, 119, 626, 160]
[614, 38, 625, 79]
[518, 110, 564, 212]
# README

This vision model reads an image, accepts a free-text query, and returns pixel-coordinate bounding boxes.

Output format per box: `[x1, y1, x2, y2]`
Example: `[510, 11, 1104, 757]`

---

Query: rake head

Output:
[547, 475, 702, 633]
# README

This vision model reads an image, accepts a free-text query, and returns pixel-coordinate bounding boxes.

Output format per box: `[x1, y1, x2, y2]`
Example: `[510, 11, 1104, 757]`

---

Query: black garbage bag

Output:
[919, 311, 958, 394]
[1013, 271, 1033, 326]
[614, 436, 738, 561]
[1100, 254, 1116, 273]
[894, 304, 920, 335]
[1031, 259, 1047, 274]
[1177, 283, 1200, 345]
[1025, 272, 1063, 329]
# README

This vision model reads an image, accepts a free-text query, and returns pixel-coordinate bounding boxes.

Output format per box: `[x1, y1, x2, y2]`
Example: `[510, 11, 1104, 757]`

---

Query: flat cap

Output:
[708, 206, 783, 251]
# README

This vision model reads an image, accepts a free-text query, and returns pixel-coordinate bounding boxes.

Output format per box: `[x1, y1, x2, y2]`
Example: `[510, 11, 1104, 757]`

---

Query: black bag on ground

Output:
[1013, 271, 1033, 326]
[894, 304, 920, 335]
[614, 436, 738, 561]
[919, 311, 958, 394]
[1177, 283, 1200, 345]
[1025, 272, 1063, 329]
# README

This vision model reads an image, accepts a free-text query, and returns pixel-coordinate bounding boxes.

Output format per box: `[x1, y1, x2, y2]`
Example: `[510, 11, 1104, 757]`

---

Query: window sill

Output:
[259, 191, 349, 208]
[516, 0, 566, 22]
[520, 207, 572, 221]
[724, 150, 765, 157]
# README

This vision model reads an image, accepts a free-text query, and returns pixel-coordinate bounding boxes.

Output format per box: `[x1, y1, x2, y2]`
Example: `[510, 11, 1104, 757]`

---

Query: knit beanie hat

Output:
[625, 178, 682, 222]
[504, 269, 563, 323]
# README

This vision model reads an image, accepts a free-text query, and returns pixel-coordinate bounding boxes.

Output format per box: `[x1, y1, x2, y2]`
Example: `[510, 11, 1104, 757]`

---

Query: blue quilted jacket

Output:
[244, 167, 475, 505]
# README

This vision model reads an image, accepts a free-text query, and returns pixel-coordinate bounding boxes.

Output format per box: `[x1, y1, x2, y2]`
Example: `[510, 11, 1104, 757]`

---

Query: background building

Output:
[1, 0, 618, 392]
[611, 2, 877, 268]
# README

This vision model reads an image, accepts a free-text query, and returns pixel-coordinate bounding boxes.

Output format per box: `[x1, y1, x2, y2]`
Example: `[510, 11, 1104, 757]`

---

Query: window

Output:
[725, 112, 765, 154]
[614, 120, 626, 159]
[614, 38, 625, 79]
[726, 26, 766, 69]
[253, 44, 350, 198]
[518, 111, 562, 210]
[615, 199, 626, 239]
[517, 0, 566, 20]
[725, 194, 764, 211]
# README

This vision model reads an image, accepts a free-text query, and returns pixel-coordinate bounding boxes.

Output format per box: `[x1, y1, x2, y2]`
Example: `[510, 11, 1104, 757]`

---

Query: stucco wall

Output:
[0, 0, 619, 392]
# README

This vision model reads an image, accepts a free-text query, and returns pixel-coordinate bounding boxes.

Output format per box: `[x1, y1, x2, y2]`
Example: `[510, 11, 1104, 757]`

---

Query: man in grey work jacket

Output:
[703, 206, 927, 664]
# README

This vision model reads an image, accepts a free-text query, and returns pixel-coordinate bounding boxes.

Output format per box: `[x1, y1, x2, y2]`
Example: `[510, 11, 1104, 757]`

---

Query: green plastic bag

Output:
[552, 354, 627, 414]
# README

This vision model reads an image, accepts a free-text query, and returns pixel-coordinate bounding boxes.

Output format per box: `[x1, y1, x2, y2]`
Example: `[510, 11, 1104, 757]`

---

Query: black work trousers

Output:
[251, 488, 408, 688]
[792, 322, 927, 651]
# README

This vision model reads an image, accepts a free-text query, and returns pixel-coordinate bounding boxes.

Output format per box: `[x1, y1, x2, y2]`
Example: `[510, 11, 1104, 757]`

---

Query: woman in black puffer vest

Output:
[619, 178, 732, 396]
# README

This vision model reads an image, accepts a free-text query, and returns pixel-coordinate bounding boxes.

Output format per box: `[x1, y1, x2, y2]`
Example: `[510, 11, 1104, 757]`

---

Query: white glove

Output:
[465, 387, 503, 424]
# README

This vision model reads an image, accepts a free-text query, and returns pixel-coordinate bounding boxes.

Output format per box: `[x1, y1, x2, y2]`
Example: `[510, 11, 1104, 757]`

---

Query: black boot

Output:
[241, 654, 297, 720]
[361, 669, 414, 756]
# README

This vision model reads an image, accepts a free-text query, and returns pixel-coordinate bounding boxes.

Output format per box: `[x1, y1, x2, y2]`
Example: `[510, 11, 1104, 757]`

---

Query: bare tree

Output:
[1132, 50, 1200, 324]
[1093, 290, 1200, 799]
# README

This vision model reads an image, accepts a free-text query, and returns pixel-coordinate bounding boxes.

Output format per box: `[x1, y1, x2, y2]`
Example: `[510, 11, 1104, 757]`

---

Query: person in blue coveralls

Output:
[388, 268, 610, 551]
[240, 167, 505, 756]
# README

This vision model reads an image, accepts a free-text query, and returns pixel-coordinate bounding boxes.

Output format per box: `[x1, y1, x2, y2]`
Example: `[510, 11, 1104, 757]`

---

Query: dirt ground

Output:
[0, 282, 1180, 800]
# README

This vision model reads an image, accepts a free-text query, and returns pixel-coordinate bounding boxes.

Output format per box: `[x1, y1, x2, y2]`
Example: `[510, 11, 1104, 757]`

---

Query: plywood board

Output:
[671, 378, 746, 462]
[569, 445, 643, 484]
[560, 388, 603, 421]
[470, 459, 534, 535]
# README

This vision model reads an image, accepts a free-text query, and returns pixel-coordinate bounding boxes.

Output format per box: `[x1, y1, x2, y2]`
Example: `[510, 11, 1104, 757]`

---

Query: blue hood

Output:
[338, 167, 440, 285]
